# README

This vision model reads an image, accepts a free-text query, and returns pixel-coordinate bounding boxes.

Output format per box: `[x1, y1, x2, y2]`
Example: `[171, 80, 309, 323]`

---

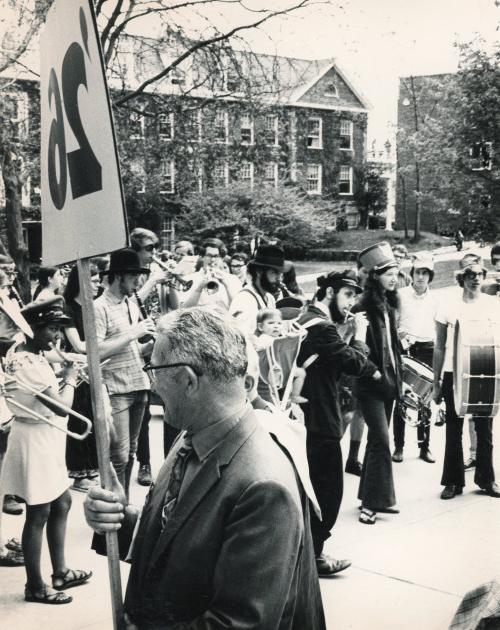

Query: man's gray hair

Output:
[156, 308, 248, 382]
[130, 227, 158, 250]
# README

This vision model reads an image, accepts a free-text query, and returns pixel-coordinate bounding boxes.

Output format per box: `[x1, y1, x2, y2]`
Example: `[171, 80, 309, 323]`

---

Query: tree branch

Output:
[113, 0, 312, 107]
[100, 0, 125, 51]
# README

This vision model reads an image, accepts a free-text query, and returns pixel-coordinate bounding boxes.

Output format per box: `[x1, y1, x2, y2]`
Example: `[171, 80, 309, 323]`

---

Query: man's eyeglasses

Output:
[142, 361, 202, 377]
[204, 253, 221, 259]
[142, 244, 158, 252]
[464, 271, 484, 279]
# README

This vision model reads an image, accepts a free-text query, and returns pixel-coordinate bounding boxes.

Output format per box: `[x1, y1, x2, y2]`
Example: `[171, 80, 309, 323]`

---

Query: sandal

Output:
[25, 584, 73, 604]
[52, 568, 92, 590]
[5, 538, 22, 553]
[359, 508, 377, 525]
[0, 549, 24, 566]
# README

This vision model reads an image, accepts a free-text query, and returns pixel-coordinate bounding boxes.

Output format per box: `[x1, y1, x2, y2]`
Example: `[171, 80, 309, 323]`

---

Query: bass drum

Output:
[453, 317, 500, 417]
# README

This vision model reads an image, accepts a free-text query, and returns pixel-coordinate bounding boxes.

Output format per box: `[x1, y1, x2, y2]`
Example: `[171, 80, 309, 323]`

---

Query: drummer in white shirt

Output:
[433, 254, 500, 500]
[392, 256, 437, 464]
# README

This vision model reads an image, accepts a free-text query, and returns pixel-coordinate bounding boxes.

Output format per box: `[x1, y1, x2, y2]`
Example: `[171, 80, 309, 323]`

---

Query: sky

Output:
[135, 0, 500, 148]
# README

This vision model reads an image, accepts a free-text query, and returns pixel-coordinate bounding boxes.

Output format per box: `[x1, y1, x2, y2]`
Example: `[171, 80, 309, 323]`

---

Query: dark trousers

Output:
[358, 396, 396, 509]
[306, 433, 343, 557]
[441, 372, 495, 488]
[136, 394, 151, 466]
[66, 383, 98, 474]
[393, 342, 433, 450]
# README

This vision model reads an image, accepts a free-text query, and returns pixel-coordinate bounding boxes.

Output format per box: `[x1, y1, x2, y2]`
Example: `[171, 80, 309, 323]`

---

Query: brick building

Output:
[1, 33, 372, 254]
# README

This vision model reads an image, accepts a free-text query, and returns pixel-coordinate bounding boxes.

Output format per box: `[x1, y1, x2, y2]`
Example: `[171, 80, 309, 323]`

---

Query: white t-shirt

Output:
[435, 291, 497, 373]
[229, 285, 276, 336]
[398, 286, 438, 343]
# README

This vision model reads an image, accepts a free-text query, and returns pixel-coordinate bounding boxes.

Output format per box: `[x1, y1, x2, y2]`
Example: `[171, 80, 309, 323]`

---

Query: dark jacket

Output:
[352, 292, 403, 400]
[94, 411, 325, 630]
[297, 304, 377, 439]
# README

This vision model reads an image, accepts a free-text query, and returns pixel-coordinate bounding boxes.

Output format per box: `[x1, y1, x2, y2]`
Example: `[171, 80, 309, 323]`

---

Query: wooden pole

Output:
[77, 257, 125, 630]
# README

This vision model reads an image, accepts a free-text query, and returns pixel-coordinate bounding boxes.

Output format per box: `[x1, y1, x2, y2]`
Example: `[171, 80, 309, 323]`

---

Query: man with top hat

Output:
[482, 241, 500, 297]
[433, 254, 500, 499]
[93, 249, 156, 497]
[230, 244, 284, 336]
[392, 255, 437, 464]
[297, 271, 380, 574]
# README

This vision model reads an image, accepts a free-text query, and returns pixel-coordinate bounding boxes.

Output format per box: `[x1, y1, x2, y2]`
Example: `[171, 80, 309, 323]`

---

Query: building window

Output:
[325, 81, 338, 97]
[171, 68, 185, 86]
[239, 161, 254, 188]
[130, 161, 146, 194]
[470, 142, 493, 171]
[159, 112, 174, 140]
[306, 164, 322, 194]
[186, 108, 202, 142]
[226, 67, 241, 92]
[307, 117, 322, 149]
[240, 113, 254, 145]
[197, 165, 204, 192]
[264, 162, 278, 188]
[265, 114, 279, 146]
[339, 165, 353, 195]
[160, 159, 175, 194]
[213, 161, 229, 188]
[340, 119, 353, 150]
[215, 110, 229, 143]
[129, 111, 144, 140]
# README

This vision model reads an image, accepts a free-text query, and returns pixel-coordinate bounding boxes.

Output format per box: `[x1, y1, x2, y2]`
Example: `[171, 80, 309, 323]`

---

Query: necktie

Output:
[161, 434, 193, 530]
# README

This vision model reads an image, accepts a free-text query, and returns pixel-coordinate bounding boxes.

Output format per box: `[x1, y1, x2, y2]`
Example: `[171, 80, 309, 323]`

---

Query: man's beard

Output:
[328, 300, 344, 323]
[260, 273, 280, 294]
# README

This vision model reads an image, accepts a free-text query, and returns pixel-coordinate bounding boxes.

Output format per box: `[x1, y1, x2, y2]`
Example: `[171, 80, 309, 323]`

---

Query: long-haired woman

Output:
[352, 243, 403, 525]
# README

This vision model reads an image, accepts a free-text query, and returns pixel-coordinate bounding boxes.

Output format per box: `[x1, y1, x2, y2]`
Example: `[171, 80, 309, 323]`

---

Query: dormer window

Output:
[325, 81, 338, 98]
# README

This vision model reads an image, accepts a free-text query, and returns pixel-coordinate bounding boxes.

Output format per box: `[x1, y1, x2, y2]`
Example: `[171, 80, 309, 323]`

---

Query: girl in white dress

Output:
[1, 297, 92, 604]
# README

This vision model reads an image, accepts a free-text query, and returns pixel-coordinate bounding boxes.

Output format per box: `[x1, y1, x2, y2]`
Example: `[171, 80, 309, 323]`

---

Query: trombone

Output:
[49, 343, 110, 388]
[152, 255, 193, 292]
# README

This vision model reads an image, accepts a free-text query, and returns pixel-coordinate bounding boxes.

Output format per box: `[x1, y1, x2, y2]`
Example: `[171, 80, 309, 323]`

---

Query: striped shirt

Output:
[94, 289, 150, 395]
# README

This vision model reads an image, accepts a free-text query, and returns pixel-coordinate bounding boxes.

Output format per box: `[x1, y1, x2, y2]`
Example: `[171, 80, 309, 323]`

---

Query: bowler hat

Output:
[249, 245, 285, 272]
[21, 296, 72, 327]
[105, 248, 150, 276]
[358, 242, 397, 273]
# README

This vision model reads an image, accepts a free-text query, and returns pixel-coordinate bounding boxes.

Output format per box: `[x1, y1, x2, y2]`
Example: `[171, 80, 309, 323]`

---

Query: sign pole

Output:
[77, 258, 125, 630]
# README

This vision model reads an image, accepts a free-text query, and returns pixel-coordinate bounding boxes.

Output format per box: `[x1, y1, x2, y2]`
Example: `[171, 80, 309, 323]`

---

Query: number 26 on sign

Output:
[47, 8, 102, 210]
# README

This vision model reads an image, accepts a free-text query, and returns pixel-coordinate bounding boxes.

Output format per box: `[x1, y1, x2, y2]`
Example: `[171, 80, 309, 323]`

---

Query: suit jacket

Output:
[105, 410, 325, 629]
[297, 304, 377, 439]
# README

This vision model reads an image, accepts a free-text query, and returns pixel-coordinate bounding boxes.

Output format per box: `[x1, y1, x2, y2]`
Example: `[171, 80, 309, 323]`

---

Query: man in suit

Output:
[84, 307, 325, 629]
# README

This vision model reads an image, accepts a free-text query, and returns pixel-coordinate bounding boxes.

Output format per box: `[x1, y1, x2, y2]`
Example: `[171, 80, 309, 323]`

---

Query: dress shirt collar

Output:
[190, 402, 251, 462]
[314, 300, 331, 320]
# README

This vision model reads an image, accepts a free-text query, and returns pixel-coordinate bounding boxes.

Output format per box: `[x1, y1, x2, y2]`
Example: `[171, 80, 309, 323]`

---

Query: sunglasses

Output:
[142, 244, 158, 252]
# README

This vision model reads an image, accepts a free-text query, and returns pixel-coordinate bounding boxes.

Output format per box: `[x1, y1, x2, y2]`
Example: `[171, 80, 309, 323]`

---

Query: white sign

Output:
[40, 0, 127, 266]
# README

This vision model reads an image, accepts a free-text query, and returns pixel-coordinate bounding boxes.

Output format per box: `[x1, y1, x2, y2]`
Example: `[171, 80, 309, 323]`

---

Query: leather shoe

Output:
[315, 554, 351, 577]
[440, 485, 463, 500]
[419, 448, 435, 463]
[3, 495, 23, 515]
[345, 459, 362, 476]
[137, 464, 152, 486]
[392, 448, 403, 463]
[480, 483, 500, 498]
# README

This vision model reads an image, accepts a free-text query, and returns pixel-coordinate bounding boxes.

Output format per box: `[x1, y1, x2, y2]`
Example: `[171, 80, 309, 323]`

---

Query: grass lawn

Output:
[313, 229, 452, 255]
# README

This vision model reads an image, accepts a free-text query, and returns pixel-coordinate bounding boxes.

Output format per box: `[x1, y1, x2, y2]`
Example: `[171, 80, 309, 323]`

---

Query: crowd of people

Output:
[0, 229, 499, 627]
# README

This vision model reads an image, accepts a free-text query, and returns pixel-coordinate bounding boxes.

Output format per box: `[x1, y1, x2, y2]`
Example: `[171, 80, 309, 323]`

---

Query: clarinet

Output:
[134, 289, 155, 344]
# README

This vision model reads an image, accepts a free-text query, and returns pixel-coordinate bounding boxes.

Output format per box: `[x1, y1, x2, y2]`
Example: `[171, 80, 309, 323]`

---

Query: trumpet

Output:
[152, 256, 193, 292]
[204, 269, 219, 295]
[0, 369, 92, 441]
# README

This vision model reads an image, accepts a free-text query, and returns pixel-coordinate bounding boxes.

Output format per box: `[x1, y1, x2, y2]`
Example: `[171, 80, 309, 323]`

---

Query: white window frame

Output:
[213, 161, 229, 188]
[470, 141, 493, 171]
[307, 117, 322, 149]
[264, 162, 278, 189]
[239, 161, 254, 188]
[306, 164, 322, 195]
[171, 68, 185, 86]
[160, 159, 175, 194]
[159, 112, 174, 140]
[340, 119, 353, 151]
[265, 114, 279, 146]
[197, 165, 204, 192]
[339, 165, 353, 195]
[325, 81, 338, 98]
[240, 113, 254, 145]
[215, 110, 229, 144]
[131, 160, 146, 194]
[188, 108, 203, 142]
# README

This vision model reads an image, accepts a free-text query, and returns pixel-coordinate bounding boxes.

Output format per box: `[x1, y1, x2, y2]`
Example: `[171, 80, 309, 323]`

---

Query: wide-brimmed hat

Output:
[21, 296, 72, 327]
[317, 271, 363, 294]
[458, 253, 485, 271]
[358, 242, 397, 273]
[249, 245, 285, 272]
[104, 248, 150, 276]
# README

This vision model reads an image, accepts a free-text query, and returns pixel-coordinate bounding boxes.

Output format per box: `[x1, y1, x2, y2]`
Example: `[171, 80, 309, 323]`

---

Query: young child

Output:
[255, 309, 307, 404]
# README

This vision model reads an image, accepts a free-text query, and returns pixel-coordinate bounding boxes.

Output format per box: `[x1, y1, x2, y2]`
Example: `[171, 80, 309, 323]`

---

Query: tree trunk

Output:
[399, 174, 409, 239]
[2, 152, 31, 303]
[413, 161, 421, 242]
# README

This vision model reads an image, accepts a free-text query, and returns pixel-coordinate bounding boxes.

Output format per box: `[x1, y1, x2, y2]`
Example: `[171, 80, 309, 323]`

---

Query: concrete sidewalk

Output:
[1, 406, 499, 629]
